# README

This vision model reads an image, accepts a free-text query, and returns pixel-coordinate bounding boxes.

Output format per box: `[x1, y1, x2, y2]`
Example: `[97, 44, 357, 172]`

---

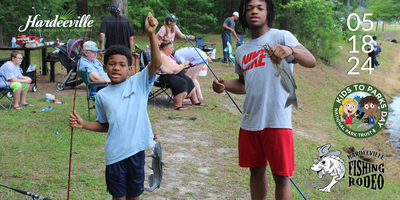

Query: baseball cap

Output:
[166, 14, 178, 22]
[83, 41, 103, 52]
[233, 12, 239, 18]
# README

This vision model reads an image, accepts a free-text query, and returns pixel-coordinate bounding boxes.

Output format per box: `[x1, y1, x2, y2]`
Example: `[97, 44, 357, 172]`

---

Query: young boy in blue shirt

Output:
[69, 12, 161, 200]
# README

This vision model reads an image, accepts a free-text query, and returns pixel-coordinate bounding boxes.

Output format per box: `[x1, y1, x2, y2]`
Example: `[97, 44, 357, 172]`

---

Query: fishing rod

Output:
[0, 183, 51, 200]
[67, 29, 88, 200]
[157, 0, 307, 199]
[175, 12, 228, 50]
[32, 2, 42, 40]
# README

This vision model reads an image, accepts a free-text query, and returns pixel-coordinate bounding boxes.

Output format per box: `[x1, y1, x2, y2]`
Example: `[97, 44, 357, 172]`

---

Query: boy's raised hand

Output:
[145, 12, 158, 34]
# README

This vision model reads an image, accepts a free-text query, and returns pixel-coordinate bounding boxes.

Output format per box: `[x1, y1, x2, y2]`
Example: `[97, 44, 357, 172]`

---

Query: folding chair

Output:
[196, 37, 216, 53]
[138, 49, 174, 108]
[78, 70, 109, 121]
[236, 35, 244, 47]
[223, 42, 235, 67]
[0, 74, 13, 110]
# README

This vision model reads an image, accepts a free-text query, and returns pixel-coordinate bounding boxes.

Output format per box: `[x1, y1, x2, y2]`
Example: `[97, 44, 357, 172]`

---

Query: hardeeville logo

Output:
[19, 9, 94, 32]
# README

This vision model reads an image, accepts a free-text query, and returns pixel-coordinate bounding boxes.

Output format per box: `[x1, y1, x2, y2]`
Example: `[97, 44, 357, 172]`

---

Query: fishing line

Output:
[157, 0, 307, 199]
[67, 30, 88, 200]
[157, 0, 242, 113]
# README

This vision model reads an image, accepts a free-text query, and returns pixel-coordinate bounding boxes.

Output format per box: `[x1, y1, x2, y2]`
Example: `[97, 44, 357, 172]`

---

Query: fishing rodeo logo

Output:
[307, 144, 385, 192]
[333, 83, 388, 138]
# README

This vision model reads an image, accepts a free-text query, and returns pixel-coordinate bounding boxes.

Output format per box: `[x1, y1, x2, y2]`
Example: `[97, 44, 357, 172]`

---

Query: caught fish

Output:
[144, 142, 166, 192]
[263, 44, 298, 109]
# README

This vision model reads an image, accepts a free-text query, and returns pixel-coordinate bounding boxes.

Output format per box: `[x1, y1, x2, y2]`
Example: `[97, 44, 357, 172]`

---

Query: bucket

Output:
[198, 65, 208, 76]
[206, 48, 216, 59]
[46, 93, 52, 101]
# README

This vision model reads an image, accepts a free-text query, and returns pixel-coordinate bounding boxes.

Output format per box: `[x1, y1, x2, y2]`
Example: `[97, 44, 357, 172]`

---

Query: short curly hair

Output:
[360, 96, 379, 108]
[104, 45, 132, 66]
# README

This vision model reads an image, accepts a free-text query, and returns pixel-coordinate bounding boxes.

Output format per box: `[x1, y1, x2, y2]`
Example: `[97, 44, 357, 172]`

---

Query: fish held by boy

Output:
[263, 44, 298, 110]
[144, 142, 166, 192]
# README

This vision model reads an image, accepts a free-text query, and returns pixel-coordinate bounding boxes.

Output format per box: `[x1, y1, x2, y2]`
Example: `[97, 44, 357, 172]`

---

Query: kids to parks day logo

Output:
[18, 8, 94, 32]
[333, 83, 388, 138]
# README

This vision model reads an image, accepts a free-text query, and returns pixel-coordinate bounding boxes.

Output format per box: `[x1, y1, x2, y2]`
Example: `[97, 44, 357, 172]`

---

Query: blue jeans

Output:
[222, 33, 232, 61]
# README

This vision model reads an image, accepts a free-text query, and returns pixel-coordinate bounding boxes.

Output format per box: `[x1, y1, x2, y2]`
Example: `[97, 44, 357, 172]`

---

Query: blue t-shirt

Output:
[78, 57, 109, 80]
[95, 67, 156, 165]
[0, 61, 21, 87]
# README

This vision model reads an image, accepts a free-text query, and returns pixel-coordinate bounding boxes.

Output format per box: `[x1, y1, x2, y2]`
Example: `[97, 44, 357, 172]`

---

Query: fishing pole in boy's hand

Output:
[66, 28, 88, 200]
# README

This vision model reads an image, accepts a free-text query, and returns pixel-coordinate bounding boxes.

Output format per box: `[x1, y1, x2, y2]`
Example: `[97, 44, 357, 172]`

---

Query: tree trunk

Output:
[278, 0, 289, 30]
[0, 22, 3, 47]
[345, 0, 350, 7]
[77, 0, 87, 17]
[110, 0, 127, 17]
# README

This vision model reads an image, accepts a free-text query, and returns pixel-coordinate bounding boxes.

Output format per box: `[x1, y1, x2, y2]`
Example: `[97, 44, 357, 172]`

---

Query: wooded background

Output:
[0, 0, 399, 60]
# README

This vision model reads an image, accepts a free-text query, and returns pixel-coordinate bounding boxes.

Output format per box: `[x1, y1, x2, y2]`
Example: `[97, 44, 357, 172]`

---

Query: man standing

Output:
[99, 3, 134, 52]
[222, 12, 240, 63]
[0, 50, 33, 110]
[213, 0, 316, 199]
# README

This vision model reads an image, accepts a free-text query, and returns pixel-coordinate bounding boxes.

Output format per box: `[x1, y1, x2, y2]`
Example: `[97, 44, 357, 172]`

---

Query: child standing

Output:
[69, 12, 161, 200]
[212, 0, 316, 199]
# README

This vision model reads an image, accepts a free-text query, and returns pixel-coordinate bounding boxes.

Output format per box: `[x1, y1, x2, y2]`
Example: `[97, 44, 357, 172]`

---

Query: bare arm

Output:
[69, 110, 109, 132]
[269, 44, 316, 68]
[88, 72, 110, 82]
[212, 75, 246, 95]
[223, 23, 239, 40]
[145, 12, 161, 79]
[10, 76, 31, 84]
[176, 30, 194, 40]
[99, 33, 105, 50]
[159, 57, 189, 74]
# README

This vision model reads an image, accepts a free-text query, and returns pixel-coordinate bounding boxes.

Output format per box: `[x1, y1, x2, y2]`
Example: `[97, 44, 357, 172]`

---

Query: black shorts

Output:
[156, 71, 195, 96]
[105, 151, 145, 197]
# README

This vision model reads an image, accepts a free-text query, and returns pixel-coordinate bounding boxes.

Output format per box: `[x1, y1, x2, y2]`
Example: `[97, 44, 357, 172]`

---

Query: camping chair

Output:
[78, 70, 109, 121]
[0, 74, 13, 110]
[196, 37, 216, 53]
[236, 35, 244, 47]
[137, 48, 174, 108]
[223, 42, 235, 67]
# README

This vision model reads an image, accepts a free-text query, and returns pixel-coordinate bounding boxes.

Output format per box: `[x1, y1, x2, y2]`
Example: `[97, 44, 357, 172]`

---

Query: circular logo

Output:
[333, 83, 388, 138]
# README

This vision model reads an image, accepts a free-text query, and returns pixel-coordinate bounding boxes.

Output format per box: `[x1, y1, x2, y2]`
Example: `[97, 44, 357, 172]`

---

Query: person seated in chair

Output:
[174, 47, 211, 102]
[0, 50, 33, 110]
[158, 41, 203, 111]
[78, 41, 110, 93]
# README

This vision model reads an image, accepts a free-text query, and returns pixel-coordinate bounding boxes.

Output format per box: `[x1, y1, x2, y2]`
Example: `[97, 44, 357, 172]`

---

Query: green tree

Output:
[281, 0, 342, 62]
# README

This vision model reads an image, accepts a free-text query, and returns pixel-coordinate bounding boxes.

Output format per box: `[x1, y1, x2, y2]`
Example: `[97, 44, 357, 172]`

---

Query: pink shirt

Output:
[157, 25, 182, 44]
[159, 54, 178, 73]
